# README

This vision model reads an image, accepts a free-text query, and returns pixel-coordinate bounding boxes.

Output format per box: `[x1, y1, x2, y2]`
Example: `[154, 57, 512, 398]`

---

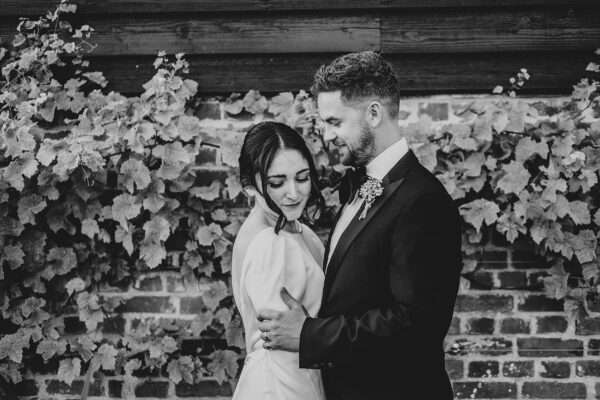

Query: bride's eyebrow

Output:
[267, 168, 310, 179]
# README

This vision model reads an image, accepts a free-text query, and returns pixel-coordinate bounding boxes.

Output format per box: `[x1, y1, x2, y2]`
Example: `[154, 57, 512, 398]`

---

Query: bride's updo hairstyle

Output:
[239, 121, 324, 233]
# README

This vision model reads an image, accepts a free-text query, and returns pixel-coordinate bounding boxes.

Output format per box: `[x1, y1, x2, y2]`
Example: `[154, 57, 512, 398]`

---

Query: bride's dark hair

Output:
[239, 121, 324, 233]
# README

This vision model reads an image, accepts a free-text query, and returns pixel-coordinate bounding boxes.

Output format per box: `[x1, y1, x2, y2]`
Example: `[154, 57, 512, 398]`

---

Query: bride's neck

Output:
[251, 204, 302, 234]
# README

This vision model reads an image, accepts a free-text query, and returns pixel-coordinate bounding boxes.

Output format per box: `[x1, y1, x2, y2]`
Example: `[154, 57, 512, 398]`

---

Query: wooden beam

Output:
[86, 52, 592, 95]
[382, 8, 600, 53]
[0, 16, 380, 55]
[2, 9, 597, 55]
[0, 0, 597, 16]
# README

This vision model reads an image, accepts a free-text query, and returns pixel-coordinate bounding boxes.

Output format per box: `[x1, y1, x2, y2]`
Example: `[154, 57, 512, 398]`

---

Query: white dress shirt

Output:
[326, 138, 409, 269]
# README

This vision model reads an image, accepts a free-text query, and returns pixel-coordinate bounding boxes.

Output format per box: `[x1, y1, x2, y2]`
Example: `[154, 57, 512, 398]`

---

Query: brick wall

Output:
[19, 95, 600, 400]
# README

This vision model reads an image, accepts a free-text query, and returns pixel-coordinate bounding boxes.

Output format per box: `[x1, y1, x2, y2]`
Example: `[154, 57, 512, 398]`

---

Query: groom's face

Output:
[317, 91, 375, 167]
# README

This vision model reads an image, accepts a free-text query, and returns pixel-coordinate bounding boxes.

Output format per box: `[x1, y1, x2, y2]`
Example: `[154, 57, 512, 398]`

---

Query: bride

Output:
[231, 121, 326, 400]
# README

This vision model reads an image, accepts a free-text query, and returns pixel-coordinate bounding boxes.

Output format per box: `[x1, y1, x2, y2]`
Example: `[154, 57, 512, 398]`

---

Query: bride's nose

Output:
[285, 181, 300, 199]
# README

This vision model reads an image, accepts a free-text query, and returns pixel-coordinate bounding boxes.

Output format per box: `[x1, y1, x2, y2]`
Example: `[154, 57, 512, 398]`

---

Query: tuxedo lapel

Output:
[323, 177, 405, 291]
[322, 150, 419, 294]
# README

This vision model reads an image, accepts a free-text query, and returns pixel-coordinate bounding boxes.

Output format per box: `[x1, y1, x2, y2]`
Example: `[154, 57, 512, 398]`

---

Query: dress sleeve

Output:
[241, 229, 309, 313]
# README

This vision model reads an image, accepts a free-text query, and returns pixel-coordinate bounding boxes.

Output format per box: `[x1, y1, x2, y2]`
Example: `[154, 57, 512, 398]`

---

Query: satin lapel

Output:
[323, 177, 406, 292]
[323, 205, 345, 270]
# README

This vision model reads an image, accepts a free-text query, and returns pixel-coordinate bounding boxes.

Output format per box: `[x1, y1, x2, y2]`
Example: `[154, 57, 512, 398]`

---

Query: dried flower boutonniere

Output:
[357, 177, 384, 220]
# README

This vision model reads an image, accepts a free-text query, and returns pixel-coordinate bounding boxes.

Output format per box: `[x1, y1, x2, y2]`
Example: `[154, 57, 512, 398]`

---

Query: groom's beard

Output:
[344, 123, 376, 167]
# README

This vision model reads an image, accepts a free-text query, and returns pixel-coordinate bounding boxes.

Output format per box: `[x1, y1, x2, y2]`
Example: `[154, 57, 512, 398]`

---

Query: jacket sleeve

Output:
[299, 191, 461, 368]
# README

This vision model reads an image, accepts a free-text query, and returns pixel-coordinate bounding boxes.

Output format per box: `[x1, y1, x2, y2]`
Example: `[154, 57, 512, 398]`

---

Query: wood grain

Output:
[0, 0, 597, 16]
[87, 52, 592, 95]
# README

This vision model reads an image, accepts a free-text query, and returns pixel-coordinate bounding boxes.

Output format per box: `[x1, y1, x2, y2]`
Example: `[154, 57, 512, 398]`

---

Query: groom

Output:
[257, 51, 462, 399]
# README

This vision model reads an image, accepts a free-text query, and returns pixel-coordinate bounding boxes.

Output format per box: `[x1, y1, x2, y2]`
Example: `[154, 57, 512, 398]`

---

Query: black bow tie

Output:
[338, 166, 368, 204]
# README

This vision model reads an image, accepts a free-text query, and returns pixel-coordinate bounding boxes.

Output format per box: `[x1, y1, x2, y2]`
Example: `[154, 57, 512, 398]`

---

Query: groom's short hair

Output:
[311, 51, 400, 118]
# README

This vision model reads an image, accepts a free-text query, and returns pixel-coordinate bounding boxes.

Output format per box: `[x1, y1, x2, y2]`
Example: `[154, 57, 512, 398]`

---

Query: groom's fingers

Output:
[257, 309, 279, 322]
[280, 287, 309, 316]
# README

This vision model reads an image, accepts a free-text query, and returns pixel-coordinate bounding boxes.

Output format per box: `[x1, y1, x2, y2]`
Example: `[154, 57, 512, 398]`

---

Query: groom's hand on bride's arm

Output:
[256, 287, 308, 352]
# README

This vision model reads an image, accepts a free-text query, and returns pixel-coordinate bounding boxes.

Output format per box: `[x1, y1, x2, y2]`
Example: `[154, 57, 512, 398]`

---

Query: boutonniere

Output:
[357, 177, 384, 220]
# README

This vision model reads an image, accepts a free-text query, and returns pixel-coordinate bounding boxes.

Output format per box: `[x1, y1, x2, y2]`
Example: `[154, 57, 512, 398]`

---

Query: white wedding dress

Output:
[231, 205, 326, 400]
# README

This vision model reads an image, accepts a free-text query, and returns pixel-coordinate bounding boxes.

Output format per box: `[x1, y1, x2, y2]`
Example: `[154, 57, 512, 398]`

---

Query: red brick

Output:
[122, 296, 175, 313]
[134, 276, 163, 291]
[195, 101, 221, 120]
[500, 318, 530, 334]
[502, 361, 534, 377]
[196, 146, 219, 165]
[109, 380, 122, 398]
[517, 338, 583, 357]
[46, 379, 104, 396]
[15, 380, 38, 396]
[511, 250, 549, 269]
[418, 102, 449, 121]
[527, 272, 547, 291]
[478, 250, 508, 269]
[180, 296, 207, 314]
[463, 271, 494, 290]
[195, 169, 229, 187]
[521, 382, 586, 399]
[453, 382, 516, 399]
[540, 361, 570, 378]
[517, 295, 563, 312]
[589, 339, 600, 355]
[448, 338, 513, 356]
[445, 359, 464, 379]
[175, 381, 233, 397]
[497, 271, 527, 290]
[102, 316, 126, 335]
[135, 381, 169, 397]
[468, 361, 499, 377]
[455, 295, 513, 313]
[466, 318, 495, 335]
[448, 317, 460, 335]
[576, 360, 600, 377]
[536, 316, 568, 333]
[576, 317, 600, 335]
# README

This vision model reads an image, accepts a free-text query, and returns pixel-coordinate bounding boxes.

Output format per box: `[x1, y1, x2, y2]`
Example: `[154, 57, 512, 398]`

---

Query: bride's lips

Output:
[281, 202, 302, 209]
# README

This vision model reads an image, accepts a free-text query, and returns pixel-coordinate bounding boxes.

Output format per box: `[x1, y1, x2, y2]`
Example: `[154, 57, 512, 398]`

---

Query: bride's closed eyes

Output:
[267, 170, 310, 188]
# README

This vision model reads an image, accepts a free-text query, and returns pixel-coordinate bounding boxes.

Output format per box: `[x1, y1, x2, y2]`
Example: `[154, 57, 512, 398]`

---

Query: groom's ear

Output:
[365, 100, 384, 128]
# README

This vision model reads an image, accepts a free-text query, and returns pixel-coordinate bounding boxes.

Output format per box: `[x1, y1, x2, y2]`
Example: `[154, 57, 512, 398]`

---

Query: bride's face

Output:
[264, 149, 312, 221]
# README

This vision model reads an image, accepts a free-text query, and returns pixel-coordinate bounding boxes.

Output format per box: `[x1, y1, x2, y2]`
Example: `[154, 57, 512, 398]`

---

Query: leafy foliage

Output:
[0, 1, 599, 397]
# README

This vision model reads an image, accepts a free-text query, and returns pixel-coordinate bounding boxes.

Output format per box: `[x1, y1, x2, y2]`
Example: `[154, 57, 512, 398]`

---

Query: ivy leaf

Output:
[190, 311, 213, 336]
[175, 115, 202, 141]
[66, 278, 86, 295]
[211, 208, 228, 222]
[459, 199, 500, 232]
[207, 350, 239, 384]
[2, 244, 25, 270]
[568, 201, 591, 225]
[196, 223, 223, 246]
[515, 137, 549, 162]
[143, 216, 171, 242]
[447, 124, 477, 150]
[552, 136, 574, 158]
[140, 239, 166, 269]
[595, 209, 600, 226]
[225, 175, 243, 199]
[462, 152, 485, 177]
[201, 281, 229, 311]
[496, 161, 531, 195]
[569, 230, 597, 264]
[190, 181, 221, 201]
[167, 356, 194, 384]
[120, 159, 151, 193]
[42, 247, 77, 279]
[268, 92, 294, 116]
[111, 194, 142, 230]
[143, 193, 166, 213]
[36, 339, 67, 361]
[17, 194, 47, 225]
[77, 292, 104, 331]
[37, 139, 63, 166]
[115, 225, 134, 255]
[81, 218, 100, 239]
[0, 332, 28, 363]
[242, 90, 268, 114]
[57, 358, 81, 385]
[97, 343, 118, 370]
[541, 178, 567, 203]
[543, 274, 569, 299]
[582, 261, 600, 283]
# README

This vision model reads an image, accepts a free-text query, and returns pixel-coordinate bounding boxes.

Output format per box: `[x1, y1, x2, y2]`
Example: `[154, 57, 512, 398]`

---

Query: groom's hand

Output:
[257, 287, 308, 352]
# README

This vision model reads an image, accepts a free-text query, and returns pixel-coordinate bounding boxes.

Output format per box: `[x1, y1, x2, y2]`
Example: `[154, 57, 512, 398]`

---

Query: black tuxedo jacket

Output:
[300, 150, 462, 400]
